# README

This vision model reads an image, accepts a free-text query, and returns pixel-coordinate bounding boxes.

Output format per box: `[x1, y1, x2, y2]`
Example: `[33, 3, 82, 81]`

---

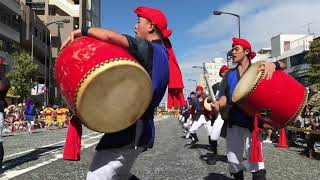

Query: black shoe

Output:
[190, 133, 199, 145]
[190, 139, 199, 146]
[231, 171, 244, 180]
[252, 169, 266, 180]
[130, 174, 140, 180]
[206, 153, 216, 165]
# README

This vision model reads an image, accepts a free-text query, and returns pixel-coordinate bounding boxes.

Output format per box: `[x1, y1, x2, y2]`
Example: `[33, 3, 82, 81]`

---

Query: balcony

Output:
[289, 34, 314, 50]
[49, 0, 79, 17]
[0, 21, 20, 43]
[273, 34, 315, 62]
[0, 0, 21, 15]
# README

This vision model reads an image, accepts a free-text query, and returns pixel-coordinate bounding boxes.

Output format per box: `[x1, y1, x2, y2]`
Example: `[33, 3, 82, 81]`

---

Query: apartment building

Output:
[24, 0, 101, 103]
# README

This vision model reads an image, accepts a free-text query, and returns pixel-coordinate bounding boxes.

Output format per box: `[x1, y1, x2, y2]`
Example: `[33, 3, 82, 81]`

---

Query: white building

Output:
[253, 34, 315, 86]
[199, 57, 227, 88]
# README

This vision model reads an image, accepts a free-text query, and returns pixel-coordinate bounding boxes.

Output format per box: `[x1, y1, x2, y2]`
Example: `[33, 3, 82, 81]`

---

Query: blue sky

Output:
[101, 0, 229, 57]
[100, 0, 320, 101]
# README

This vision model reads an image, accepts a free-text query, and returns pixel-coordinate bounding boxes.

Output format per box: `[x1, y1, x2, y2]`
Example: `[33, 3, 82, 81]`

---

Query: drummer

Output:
[211, 37, 286, 180]
[61, 6, 184, 180]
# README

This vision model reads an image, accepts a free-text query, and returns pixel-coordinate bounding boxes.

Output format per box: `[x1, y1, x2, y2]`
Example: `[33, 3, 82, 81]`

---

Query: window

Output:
[290, 52, 307, 67]
[283, 41, 290, 51]
[34, 27, 38, 37]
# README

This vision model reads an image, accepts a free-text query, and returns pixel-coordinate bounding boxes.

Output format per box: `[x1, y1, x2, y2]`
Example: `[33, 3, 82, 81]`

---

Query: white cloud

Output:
[179, 0, 320, 92]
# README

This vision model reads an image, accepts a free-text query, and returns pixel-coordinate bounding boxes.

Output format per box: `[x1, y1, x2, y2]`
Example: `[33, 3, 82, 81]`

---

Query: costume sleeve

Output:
[123, 34, 153, 75]
[217, 76, 228, 99]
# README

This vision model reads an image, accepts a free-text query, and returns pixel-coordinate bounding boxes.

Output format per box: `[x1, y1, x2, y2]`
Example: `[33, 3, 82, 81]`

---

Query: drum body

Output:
[232, 62, 307, 128]
[55, 37, 152, 133]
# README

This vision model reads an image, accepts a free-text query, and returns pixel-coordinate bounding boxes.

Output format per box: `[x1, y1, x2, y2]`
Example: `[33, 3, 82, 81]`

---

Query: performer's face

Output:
[196, 90, 202, 96]
[220, 71, 228, 78]
[134, 17, 153, 39]
[232, 45, 250, 63]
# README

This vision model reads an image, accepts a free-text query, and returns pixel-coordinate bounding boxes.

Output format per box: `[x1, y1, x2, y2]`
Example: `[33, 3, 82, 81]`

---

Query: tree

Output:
[7, 51, 38, 101]
[305, 38, 320, 86]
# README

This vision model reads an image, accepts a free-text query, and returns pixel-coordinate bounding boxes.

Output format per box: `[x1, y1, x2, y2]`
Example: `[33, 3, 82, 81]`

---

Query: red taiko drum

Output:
[232, 62, 308, 128]
[55, 37, 152, 133]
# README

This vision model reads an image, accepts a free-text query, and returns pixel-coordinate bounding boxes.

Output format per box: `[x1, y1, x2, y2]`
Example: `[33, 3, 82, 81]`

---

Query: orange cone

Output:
[276, 128, 288, 148]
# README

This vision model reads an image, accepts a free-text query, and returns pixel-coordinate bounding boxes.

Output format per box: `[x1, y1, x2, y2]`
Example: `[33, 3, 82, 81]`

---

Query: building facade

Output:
[254, 34, 315, 86]
[25, 0, 101, 104]
[199, 58, 227, 91]
[0, 0, 21, 69]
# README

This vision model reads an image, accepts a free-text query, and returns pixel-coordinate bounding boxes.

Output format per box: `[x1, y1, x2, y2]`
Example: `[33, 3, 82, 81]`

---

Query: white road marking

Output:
[4, 132, 99, 159]
[1, 134, 103, 179]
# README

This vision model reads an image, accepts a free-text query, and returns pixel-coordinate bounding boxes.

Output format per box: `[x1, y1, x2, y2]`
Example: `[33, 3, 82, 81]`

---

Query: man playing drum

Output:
[212, 37, 286, 180]
[61, 6, 184, 180]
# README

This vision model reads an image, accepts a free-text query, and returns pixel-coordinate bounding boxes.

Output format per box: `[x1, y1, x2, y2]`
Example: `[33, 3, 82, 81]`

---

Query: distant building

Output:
[253, 34, 315, 86]
[24, 0, 101, 103]
[199, 57, 227, 93]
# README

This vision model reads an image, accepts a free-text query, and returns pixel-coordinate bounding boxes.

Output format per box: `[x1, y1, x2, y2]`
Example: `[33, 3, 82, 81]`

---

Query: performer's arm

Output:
[61, 28, 129, 50]
[211, 76, 228, 111]
[260, 60, 287, 80]
[61, 28, 152, 75]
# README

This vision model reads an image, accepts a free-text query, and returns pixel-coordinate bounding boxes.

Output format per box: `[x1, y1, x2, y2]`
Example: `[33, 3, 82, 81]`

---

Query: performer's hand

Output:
[60, 29, 82, 50]
[259, 61, 276, 80]
[211, 101, 220, 111]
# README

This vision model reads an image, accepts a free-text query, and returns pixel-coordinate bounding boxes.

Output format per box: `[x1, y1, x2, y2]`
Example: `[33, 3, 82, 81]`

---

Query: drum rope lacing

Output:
[286, 89, 308, 126]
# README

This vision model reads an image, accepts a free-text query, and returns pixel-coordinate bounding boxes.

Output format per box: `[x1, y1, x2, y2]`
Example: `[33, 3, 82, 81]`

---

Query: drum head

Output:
[232, 62, 263, 103]
[204, 97, 213, 111]
[75, 59, 152, 133]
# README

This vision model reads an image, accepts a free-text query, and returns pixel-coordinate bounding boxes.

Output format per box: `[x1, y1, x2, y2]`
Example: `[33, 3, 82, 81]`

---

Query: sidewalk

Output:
[3, 115, 169, 137]
[3, 127, 66, 137]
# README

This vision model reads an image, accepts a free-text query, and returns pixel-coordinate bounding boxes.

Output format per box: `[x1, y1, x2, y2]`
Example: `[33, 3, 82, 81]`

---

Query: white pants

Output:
[189, 115, 212, 135]
[183, 116, 193, 129]
[226, 126, 265, 173]
[27, 121, 34, 131]
[86, 147, 142, 180]
[210, 114, 224, 141]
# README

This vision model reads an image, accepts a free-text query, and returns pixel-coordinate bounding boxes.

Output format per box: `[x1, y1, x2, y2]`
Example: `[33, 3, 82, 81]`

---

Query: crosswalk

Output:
[1, 131, 102, 179]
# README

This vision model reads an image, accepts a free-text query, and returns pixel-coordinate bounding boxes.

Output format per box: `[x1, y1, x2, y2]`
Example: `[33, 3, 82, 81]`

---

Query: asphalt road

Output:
[1, 115, 319, 180]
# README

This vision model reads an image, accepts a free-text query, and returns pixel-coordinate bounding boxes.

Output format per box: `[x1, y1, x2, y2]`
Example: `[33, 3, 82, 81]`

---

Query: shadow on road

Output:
[199, 153, 228, 163]
[3, 145, 63, 171]
[188, 143, 210, 150]
[204, 173, 233, 180]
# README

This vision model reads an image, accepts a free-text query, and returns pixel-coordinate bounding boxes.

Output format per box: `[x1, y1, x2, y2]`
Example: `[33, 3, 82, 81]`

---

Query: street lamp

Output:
[213, 10, 240, 38]
[45, 19, 70, 105]
[188, 79, 198, 87]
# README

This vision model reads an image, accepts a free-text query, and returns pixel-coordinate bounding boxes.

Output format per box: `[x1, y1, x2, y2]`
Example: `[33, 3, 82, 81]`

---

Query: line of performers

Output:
[42, 105, 70, 129]
[179, 61, 272, 180]
[179, 65, 229, 166]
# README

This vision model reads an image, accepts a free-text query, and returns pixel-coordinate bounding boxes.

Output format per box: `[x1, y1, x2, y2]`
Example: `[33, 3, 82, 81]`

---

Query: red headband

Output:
[196, 86, 204, 91]
[134, 6, 172, 39]
[232, 37, 256, 60]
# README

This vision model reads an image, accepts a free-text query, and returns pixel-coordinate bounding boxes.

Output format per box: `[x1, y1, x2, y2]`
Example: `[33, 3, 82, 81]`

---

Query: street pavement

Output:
[1, 115, 319, 180]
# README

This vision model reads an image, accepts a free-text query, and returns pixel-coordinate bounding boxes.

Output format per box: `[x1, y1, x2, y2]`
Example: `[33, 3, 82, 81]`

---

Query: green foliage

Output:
[7, 51, 38, 100]
[305, 38, 320, 84]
